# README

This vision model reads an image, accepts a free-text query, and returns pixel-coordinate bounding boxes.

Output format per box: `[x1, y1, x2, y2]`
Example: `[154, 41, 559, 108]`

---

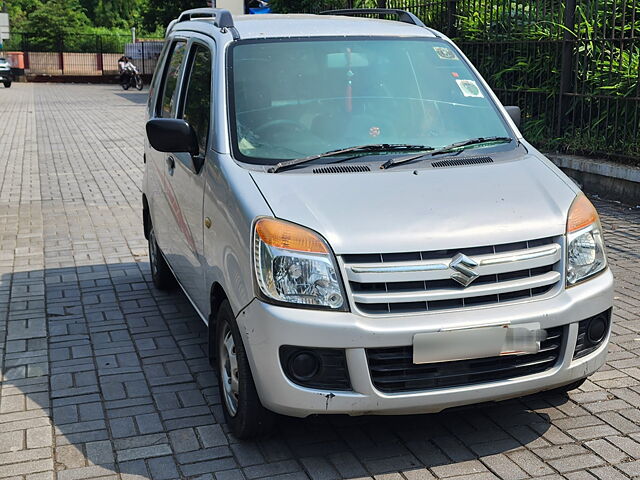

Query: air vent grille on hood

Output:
[313, 165, 371, 174]
[431, 156, 493, 168]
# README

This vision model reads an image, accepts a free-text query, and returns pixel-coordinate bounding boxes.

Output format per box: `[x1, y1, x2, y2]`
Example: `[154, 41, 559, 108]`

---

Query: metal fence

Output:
[1, 32, 164, 77]
[306, 0, 640, 162]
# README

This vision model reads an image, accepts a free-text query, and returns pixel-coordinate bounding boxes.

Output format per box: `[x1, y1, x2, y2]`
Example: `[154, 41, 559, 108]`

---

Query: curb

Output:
[546, 153, 640, 206]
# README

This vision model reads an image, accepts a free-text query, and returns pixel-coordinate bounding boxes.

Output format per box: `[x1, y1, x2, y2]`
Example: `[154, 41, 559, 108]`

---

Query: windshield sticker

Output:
[433, 47, 458, 60]
[456, 79, 484, 98]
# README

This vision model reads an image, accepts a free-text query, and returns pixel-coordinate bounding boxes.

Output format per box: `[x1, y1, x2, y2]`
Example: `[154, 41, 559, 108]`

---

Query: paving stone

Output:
[116, 444, 172, 462]
[169, 427, 200, 453]
[26, 426, 52, 449]
[85, 440, 115, 465]
[589, 466, 631, 480]
[147, 456, 180, 480]
[547, 453, 605, 473]
[0, 431, 24, 453]
[134, 412, 163, 434]
[430, 460, 488, 478]
[197, 424, 227, 447]
[108, 417, 136, 438]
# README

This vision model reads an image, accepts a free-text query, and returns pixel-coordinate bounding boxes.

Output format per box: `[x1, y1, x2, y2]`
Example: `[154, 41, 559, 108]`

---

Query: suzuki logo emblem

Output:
[449, 253, 479, 287]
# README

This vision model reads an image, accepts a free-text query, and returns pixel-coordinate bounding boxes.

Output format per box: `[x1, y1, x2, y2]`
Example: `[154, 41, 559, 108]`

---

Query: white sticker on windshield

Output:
[433, 46, 458, 60]
[456, 79, 484, 98]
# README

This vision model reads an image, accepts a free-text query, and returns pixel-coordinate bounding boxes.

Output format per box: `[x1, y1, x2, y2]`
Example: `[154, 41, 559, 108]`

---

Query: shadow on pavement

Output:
[115, 91, 149, 104]
[0, 261, 560, 479]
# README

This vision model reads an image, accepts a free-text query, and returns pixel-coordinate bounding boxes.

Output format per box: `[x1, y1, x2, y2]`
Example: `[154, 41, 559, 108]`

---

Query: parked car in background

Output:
[142, 8, 614, 438]
[0, 58, 12, 88]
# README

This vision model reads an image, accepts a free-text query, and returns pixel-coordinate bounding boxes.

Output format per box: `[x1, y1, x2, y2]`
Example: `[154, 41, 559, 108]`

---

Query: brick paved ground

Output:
[0, 83, 639, 480]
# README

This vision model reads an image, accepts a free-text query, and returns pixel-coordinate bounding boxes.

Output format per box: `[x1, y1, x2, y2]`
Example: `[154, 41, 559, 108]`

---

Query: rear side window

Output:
[159, 41, 187, 118]
[181, 45, 212, 156]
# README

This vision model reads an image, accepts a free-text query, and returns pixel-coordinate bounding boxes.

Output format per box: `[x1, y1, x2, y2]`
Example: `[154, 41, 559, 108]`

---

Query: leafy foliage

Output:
[140, 0, 202, 33]
[451, 0, 639, 162]
[21, 0, 91, 49]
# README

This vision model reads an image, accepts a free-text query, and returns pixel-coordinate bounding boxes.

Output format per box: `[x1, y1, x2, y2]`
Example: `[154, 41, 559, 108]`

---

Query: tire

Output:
[148, 225, 176, 290]
[3, 81, 11, 88]
[135, 76, 143, 90]
[121, 81, 130, 90]
[215, 300, 276, 439]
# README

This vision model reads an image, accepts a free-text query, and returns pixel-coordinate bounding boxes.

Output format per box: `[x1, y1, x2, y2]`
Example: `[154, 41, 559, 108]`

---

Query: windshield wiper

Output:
[268, 144, 433, 173]
[380, 136, 513, 170]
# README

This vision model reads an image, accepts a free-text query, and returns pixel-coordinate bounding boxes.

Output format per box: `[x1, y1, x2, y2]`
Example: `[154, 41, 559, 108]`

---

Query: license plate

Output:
[413, 323, 543, 364]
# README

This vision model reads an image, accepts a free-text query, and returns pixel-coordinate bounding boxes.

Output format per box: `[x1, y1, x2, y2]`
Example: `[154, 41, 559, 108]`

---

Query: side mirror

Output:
[146, 118, 199, 155]
[504, 106, 521, 129]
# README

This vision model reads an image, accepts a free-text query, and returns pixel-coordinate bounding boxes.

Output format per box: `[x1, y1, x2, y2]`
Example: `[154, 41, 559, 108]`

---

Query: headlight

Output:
[566, 194, 607, 286]
[253, 218, 346, 309]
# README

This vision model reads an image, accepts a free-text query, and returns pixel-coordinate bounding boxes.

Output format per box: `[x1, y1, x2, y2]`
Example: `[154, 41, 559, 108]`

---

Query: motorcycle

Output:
[120, 65, 143, 91]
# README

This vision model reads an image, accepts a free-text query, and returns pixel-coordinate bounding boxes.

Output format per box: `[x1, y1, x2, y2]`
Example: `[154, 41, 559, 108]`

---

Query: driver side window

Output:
[159, 40, 187, 118]
[180, 44, 213, 157]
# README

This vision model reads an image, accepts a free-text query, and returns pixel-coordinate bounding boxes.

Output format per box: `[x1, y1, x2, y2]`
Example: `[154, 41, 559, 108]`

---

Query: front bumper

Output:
[238, 269, 613, 417]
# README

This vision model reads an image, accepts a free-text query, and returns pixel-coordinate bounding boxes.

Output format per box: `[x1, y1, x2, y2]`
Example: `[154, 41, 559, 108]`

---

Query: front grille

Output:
[342, 237, 562, 315]
[367, 326, 564, 393]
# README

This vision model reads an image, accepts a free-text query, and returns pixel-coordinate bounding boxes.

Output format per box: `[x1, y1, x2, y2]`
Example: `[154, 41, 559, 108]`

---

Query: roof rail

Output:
[319, 8, 426, 28]
[168, 8, 239, 39]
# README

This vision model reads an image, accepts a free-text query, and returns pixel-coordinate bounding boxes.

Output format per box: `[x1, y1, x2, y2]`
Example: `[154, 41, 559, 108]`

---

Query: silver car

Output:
[142, 8, 613, 438]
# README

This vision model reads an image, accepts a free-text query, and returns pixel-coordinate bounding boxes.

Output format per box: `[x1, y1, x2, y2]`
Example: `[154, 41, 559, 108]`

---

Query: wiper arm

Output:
[380, 136, 513, 170]
[268, 144, 433, 173]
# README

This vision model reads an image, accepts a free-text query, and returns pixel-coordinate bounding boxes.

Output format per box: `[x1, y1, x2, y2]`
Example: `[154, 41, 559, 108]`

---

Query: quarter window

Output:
[182, 45, 212, 156]
[160, 41, 187, 118]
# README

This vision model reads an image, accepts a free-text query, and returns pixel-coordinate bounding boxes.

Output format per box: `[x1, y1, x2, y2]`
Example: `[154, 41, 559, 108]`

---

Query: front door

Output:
[149, 39, 187, 260]
[163, 40, 214, 315]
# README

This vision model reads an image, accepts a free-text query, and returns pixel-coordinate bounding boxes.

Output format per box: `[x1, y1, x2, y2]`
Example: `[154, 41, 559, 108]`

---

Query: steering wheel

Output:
[254, 119, 307, 137]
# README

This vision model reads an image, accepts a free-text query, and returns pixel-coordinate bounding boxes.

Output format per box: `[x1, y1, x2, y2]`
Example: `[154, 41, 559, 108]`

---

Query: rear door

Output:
[162, 37, 214, 314]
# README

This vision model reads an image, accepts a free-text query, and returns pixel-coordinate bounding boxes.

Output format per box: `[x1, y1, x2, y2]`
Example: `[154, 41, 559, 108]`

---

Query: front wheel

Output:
[216, 300, 275, 439]
[3, 81, 11, 88]
[135, 75, 143, 90]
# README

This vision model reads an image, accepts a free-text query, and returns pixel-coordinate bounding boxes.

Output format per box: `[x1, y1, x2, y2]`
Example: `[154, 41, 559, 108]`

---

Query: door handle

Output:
[166, 156, 176, 176]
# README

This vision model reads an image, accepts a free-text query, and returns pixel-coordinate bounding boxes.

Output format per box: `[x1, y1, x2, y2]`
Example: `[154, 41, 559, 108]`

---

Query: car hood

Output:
[249, 153, 577, 254]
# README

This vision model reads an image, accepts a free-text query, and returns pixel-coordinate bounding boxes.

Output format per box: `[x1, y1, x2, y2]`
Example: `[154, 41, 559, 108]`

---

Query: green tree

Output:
[141, 0, 201, 33]
[23, 0, 90, 50]
[4, 0, 43, 31]
[94, 0, 144, 28]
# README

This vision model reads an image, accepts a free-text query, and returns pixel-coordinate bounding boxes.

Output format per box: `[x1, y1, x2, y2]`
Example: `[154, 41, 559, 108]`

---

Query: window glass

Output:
[182, 45, 212, 156]
[230, 38, 512, 164]
[160, 41, 187, 118]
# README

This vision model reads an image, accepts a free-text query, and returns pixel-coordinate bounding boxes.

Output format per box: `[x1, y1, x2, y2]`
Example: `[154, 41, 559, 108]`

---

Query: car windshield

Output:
[229, 37, 512, 165]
